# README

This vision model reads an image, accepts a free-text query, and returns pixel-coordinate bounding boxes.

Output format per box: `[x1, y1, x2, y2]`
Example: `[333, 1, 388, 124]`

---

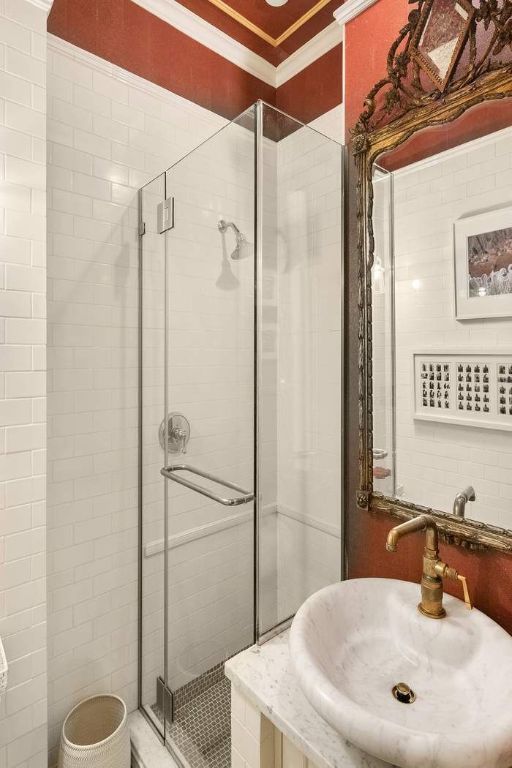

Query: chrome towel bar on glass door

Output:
[160, 464, 254, 506]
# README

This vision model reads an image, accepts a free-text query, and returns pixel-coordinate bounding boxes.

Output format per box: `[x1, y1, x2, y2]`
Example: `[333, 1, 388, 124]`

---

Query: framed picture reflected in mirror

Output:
[454, 206, 512, 320]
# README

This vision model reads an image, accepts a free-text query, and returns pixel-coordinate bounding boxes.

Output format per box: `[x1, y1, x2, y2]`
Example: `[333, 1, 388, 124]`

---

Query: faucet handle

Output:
[457, 574, 472, 611]
[435, 562, 472, 611]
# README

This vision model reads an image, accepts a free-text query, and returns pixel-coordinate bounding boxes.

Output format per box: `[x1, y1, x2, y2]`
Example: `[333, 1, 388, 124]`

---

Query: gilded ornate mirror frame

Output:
[353, 0, 512, 552]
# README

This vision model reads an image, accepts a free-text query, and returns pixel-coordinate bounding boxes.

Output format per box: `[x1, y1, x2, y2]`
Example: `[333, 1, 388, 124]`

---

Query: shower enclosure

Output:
[138, 102, 344, 768]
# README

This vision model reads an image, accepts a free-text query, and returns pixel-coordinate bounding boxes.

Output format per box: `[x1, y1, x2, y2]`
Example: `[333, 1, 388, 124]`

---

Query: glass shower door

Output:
[139, 101, 344, 768]
[139, 170, 167, 735]
[162, 106, 257, 765]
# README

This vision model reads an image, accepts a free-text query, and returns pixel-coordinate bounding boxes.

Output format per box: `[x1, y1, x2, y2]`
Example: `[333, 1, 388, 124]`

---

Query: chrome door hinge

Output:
[157, 197, 175, 234]
[157, 676, 174, 722]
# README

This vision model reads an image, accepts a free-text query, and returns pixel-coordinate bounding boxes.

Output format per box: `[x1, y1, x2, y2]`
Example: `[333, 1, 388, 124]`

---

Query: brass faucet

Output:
[386, 514, 472, 619]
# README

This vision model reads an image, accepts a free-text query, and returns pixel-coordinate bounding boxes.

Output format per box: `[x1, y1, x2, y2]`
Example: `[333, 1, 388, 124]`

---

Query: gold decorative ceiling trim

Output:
[206, 0, 333, 48]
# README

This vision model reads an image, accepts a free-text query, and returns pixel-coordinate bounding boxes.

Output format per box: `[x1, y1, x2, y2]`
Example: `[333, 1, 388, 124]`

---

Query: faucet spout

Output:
[386, 514, 438, 553]
[453, 486, 476, 518]
[385, 514, 469, 619]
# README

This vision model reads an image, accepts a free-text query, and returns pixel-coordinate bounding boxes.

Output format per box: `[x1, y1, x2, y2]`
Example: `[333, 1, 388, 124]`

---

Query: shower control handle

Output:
[173, 427, 187, 455]
[159, 413, 190, 454]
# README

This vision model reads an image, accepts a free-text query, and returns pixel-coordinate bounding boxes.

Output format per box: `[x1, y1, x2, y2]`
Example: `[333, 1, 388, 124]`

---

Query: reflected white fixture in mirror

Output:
[0, 637, 7, 702]
[371, 256, 385, 295]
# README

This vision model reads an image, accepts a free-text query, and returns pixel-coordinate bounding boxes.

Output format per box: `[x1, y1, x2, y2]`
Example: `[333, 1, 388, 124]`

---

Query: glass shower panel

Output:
[163, 107, 256, 766]
[138, 101, 344, 768]
[139, 172, 166, 736]
[257, 104, 344, 636]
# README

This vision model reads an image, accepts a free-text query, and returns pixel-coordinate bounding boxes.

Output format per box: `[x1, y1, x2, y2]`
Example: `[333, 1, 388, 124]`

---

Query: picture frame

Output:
[410, 0, 475, 92]
[454, 206, 512, 320]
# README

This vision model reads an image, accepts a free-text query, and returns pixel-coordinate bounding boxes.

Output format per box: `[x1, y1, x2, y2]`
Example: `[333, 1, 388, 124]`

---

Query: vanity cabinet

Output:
[231, 687, 318, 768]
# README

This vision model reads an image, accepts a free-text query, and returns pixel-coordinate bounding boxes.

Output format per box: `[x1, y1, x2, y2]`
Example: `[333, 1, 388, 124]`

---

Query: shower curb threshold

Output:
[130, 711, 179, 768]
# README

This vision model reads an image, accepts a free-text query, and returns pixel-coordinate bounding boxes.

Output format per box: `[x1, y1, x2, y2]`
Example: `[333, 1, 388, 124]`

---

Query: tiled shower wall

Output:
[391, 127, 512, 528]
[0, 1, 48, 766]
[46, 35, 226, 761]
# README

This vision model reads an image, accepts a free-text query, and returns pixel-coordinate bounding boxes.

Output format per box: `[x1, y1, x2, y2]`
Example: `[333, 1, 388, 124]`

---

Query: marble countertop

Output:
[225, 631, 396, 768]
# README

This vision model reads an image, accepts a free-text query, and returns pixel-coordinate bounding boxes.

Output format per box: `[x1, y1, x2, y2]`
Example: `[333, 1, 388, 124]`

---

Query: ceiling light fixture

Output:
[265, 0, 288, 6]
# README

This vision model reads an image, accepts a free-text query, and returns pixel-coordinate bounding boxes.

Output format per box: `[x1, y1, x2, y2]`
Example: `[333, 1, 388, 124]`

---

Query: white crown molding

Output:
[26, 0, 54, 11]
[275, 21, 343, 87]
[334, 0, 379, 32]
[131, 0, 276, 86]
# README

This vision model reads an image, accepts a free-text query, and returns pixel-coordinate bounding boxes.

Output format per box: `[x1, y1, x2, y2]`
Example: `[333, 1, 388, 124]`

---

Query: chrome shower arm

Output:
[218, 219, 241, 236]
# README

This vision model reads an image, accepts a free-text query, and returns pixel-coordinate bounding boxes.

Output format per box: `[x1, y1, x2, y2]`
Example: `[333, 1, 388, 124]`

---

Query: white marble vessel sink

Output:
[289, 578, 512, 768]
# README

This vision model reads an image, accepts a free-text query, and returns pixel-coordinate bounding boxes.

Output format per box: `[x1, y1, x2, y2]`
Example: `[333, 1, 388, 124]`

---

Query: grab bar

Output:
[160, 463, 254, 507]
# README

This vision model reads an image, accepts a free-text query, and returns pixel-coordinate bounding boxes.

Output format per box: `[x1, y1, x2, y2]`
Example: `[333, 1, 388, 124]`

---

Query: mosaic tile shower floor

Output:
[153, 669, 231, 768]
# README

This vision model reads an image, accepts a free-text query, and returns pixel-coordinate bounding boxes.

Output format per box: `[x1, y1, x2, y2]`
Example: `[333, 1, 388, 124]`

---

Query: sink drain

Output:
[392, 682, 416, 704]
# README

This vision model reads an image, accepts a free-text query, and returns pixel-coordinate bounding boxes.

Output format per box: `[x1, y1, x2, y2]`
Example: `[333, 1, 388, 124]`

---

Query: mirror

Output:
[353, 0, 512, 551]
[372, 113, 512, 532]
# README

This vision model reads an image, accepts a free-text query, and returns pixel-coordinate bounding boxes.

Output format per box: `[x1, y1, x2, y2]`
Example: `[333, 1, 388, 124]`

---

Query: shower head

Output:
[218, 219, 248, 260]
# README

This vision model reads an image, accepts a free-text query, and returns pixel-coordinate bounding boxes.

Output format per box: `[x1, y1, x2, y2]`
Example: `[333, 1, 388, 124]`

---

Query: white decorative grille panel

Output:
[414, 353, 512, 431]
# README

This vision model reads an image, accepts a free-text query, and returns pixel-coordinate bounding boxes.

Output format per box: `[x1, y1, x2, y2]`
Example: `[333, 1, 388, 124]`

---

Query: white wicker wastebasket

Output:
[58, 695, 130, 768]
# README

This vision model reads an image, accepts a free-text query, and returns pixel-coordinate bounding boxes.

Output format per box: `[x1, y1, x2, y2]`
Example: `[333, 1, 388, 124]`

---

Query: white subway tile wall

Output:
[46, 35, 344, 760]
[0, 0, 48, 766]
[390, 128, 512, 528]
[46, 35, 226, 763]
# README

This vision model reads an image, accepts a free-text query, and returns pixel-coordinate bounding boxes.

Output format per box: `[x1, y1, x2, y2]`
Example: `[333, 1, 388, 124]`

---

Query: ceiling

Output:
[200, 0, 334, 40]
[173, 0, 343, 63]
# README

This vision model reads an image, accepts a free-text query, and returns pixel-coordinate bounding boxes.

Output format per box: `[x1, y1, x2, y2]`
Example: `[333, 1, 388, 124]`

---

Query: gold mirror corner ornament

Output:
[354, 0, 512, 554]
[356, 490, 371, 511]
[410, 0, 476, 92]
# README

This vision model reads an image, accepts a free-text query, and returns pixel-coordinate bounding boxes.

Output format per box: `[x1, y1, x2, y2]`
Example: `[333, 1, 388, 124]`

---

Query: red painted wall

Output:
[277, 45, 343, 125]
[48, 0, 342, 124]
[345, 0, 512, 634]
[344, 0, 408, 140]
[380, 99, 512, 171]
[48, 0, 276, 120]
[349, 510, 512, 634]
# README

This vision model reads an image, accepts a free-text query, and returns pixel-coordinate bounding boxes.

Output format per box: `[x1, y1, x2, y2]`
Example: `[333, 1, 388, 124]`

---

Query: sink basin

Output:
[289, 578, 512, 768]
